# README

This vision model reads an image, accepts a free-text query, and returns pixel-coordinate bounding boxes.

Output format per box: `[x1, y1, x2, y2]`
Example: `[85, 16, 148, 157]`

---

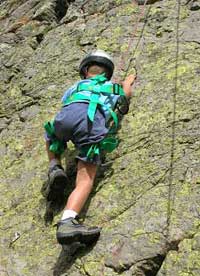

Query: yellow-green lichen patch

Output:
[117, 3, 139, 17]
[159, 231, 200, 275]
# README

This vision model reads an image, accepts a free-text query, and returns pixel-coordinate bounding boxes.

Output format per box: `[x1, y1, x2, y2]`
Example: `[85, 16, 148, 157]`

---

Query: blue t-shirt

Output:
[61, 79, 119, 122]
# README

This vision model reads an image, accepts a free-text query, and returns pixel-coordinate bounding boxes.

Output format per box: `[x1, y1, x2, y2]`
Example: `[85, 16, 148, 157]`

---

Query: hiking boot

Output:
[56, 218, 101, 245]
[46, 165, 68, 201]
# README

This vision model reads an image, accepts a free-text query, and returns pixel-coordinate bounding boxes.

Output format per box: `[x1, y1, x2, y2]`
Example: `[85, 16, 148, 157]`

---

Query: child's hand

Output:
[124, 74, 136, 86]
[121, 74, 137, 98]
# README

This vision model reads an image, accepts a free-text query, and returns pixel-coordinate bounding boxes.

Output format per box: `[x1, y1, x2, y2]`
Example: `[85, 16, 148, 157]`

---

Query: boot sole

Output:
[47, 170, 68, 201]
[57, 229, 101, 245]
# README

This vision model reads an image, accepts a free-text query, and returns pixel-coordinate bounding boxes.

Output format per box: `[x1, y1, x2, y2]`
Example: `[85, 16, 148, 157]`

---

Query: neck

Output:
[85, 73, 97, 79]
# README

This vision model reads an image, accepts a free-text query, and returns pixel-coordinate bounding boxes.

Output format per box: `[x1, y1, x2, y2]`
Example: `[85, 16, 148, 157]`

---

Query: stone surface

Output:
[0, 0, 199, 275]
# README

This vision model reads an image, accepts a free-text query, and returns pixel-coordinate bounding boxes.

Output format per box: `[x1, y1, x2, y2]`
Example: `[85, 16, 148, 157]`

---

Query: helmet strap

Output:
[81, 66, 88, 78]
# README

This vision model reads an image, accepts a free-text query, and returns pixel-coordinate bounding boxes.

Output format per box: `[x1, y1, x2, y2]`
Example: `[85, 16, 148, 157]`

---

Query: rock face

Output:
[0, 0, 200, 275]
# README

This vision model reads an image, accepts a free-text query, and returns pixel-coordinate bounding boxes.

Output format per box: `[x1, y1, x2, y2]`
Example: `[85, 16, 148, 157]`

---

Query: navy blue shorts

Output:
[46, 103, 109, 164]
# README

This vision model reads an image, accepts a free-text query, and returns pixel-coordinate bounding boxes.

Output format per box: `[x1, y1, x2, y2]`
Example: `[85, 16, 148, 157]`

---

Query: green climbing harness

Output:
[44, 120, 65, 155]
[44, 73, 128, 160]
[63, 74, 125, 129]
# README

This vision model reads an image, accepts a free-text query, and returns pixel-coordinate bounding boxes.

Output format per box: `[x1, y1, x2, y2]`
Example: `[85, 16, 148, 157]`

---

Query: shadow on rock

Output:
[53, 239, 98, 276]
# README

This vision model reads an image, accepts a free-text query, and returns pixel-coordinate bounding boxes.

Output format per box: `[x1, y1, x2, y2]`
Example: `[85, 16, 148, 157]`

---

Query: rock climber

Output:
[44, 49, 136, 245]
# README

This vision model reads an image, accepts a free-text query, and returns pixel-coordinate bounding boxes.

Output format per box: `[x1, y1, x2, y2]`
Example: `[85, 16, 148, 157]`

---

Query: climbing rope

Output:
[114, 0, 149, 82]
[165, 0, 181, 240]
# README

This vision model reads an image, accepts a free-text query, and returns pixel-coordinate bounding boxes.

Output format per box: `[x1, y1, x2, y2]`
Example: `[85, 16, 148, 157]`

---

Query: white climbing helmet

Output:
[79, 49, 114, 80]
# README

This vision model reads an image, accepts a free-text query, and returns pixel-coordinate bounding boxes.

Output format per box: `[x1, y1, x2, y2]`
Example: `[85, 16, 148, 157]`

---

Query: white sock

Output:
[61, 209, 78, 220]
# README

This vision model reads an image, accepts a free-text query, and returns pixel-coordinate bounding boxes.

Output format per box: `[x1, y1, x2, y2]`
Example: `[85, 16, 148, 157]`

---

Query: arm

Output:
[61, 83, 77, 104]
[121, 74, 136, 98]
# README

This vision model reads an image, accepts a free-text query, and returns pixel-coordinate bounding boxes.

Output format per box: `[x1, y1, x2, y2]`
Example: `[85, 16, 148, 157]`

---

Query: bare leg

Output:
[56, 160, 100, 245]
[65, 160, 97, 214]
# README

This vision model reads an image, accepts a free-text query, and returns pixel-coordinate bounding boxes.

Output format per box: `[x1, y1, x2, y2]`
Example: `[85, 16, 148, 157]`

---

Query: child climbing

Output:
[44, 49, 136, 245]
